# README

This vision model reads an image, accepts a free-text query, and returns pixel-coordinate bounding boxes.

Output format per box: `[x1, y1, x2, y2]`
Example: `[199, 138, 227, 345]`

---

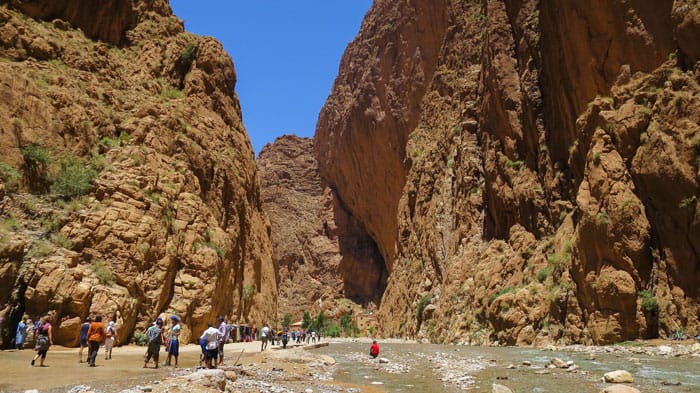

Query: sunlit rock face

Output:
[0, 1, 276, 347]
[315, 0, 700, 344]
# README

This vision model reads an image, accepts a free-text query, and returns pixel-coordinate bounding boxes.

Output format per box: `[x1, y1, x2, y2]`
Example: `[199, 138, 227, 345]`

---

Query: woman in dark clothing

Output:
[31, 315, 53, 367]
[78, 316, 91, 363]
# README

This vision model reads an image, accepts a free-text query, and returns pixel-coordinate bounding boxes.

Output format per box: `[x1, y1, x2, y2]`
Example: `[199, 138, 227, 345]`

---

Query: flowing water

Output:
[318, 341, 700, 392]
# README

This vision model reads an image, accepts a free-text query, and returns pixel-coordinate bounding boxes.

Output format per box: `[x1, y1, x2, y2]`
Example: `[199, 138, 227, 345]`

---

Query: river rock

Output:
[181, 369, 226, 391]
[658, 345, 673, 355]
[319, 355, 336, 365]
[492, 383, 514, 393]
[378, 357, 389, 364]
[603, 370, 634, 383]
[224, 371, 237, 382]
[551, 358, 568, 368]
[522, 360, 532, 366]
[599, 384, 641, 393]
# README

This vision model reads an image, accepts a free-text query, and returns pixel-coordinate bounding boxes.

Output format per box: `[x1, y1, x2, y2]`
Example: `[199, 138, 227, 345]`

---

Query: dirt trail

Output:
[0, 341, 263, 392]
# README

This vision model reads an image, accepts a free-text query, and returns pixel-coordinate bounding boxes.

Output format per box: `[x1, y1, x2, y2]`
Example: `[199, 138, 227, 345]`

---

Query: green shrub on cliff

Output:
[92, 259, 114, 286]
[0, 162, 21, 192]
[416, 295, 432, 321]
[50, 155, 97, 198]
[639, 290, 659, 313]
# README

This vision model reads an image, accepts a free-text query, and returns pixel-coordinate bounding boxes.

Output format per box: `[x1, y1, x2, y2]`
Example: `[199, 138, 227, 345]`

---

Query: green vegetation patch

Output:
[639, 290, 659, 313]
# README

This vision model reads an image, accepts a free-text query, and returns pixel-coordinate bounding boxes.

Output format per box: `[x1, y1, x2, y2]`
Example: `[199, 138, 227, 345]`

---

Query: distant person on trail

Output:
[104, 320, 116, 360]
[217, 316, 228, 365]
[261, 324, 270, 352]
[16, 316, 28, 350]
[370, 340, 379, 358]
[31, 315, 53, 367]
[87, 315, 106, 367]
[144, 318, 164, 368]
[281, 329, 289, 349]
[78, 317, 91, 363]
[166, 315, 181, 367]
[200, 323, 221, 369]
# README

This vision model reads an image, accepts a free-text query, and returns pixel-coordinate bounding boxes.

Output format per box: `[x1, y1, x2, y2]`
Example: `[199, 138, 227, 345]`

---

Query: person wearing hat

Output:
[104, 320, 116, 360]
[166, 315, 181, 367]
[144, 318, 165, 368]
[217, 316, 228, 365]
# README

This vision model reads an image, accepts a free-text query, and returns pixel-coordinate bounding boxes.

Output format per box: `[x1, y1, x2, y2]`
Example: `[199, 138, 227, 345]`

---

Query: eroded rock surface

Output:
[0, 2, 275, 346]
[315, 0, 700, 344]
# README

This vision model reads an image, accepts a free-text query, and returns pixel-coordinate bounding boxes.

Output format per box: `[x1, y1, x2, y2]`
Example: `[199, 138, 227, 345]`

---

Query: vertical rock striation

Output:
[315, 0, 700, 344]
[257, 135, 386, 321]
[0, 1, 275, 346]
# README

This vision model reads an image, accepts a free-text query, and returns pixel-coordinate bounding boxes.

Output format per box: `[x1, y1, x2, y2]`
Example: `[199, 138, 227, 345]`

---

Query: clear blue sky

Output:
[169, 1, 373, 156]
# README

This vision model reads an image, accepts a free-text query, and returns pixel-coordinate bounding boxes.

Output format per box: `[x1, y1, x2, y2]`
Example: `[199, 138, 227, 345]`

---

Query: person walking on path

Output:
[143, 318, 164, 368]
[370, 340, 380, 358]
[15, 316, 28, 350]
[260, 324, 270, 352]
[200, 323, 221, 369]
[87, 315, 106, 367]
[78, 317, 91, 363]
[30, 315, 53, 367]
[104, 320, 116, 360]
[281, 329, 289, 349]
[166, 315, 181, 367]
[217, 316, 228, 365]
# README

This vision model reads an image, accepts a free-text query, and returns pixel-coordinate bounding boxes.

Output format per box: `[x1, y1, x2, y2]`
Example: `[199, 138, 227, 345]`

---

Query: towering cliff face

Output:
[316, 0, 700, 344]
[0, 2, 276, 346]
[257, 135, 386, 322]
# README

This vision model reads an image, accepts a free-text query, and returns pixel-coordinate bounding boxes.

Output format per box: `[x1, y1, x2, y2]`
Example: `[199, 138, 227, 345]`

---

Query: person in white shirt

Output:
[217, 316, 228, 365]
[104, 320, 116, 360]
[261, 324, 270, 352]
[200, 323, 221, 369]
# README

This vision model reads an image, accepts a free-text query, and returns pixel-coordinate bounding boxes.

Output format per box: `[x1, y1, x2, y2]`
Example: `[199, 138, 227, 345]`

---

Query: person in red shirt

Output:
[87, 315, 106, 367]
[370, 340, 379, 358]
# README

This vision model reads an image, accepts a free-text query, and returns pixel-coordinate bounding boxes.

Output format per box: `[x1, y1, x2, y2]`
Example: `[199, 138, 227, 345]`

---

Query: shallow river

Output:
[317, 342, 700, 393]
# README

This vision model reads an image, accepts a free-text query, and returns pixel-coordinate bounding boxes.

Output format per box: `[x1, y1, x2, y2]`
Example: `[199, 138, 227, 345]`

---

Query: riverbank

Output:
[2, 338, 698, 392]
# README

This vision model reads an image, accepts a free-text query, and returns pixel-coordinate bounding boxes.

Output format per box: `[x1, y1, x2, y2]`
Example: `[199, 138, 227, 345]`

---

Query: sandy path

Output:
[0, 341, 264, 392]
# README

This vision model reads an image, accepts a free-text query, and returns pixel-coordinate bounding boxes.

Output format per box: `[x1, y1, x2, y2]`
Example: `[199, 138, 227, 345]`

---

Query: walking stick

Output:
[233, 348, 245, 366]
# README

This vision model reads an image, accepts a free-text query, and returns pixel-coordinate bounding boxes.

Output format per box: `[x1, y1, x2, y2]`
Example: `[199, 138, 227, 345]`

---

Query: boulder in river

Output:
[603, 370, 635, 383]
[551, 358, 568, 368]
[599, 384, 641, 393]
[492, 383, 514, 393]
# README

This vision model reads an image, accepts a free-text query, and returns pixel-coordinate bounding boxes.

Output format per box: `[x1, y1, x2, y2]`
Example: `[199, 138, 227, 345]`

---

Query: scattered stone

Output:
[535, 370, 551, 375]
[599, 384, 641, 393]
[658, 345, 673, 355]
[181, 369, 226, 391]
[522, 360, 532, 366]
[551, 358, 568, 368]
[224, 370, 237, 381]
[661, 381, 681, 386]
[319, 355, 336, 366]
[378, 357, 389, 364]
[492, 383, 514, 393]
[603, 370, 634, 384]
[566, 365, 579, 372]
[506, 364, 516, 369]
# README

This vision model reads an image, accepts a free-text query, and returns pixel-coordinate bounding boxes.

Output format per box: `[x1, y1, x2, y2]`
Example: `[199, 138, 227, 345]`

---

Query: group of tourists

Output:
[8, 313, 367, 369]
[77, 315, 117, 366]
[258, 325, 322, 351]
